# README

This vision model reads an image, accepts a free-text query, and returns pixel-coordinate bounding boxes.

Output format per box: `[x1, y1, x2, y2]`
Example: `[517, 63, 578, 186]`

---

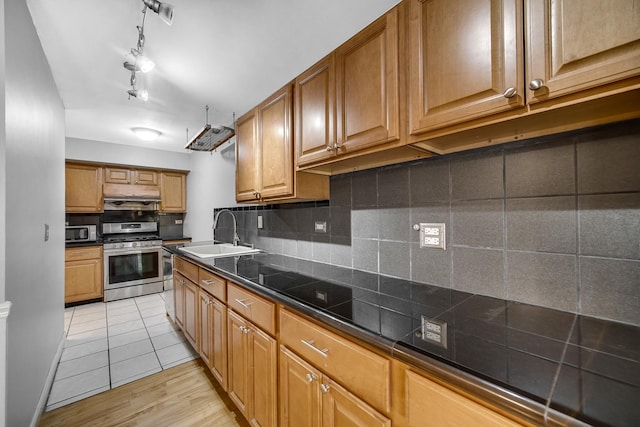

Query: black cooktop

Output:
[177, 250, 639, 427]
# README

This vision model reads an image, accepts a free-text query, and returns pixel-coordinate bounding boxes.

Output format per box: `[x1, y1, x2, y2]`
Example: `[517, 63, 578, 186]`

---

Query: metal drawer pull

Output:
[320, 383, 331, 393]
[300, 339, 329, 358]
[306, 373, 318, 384]
[234, 298, 253, 308]
[201, 279, 216, 285]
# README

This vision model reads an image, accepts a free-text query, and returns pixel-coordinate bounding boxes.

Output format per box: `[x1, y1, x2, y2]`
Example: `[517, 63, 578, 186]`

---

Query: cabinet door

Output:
[335, 7, 400, 153]
[65, 247, 103, 304]
[406, 370, 521, 427]
[174, 273, 185, 329]
[133, 169, 158, 185]
[279, 346, 322, 427]
[198, 289, 213, 368]
[408, 0, 524, 134]
[322, 378, 390, 427]
[236, 109, 261, 202]
[295, 56, 337, 167]
[260, 84, 294, 200]
[183, 278, 199, 351]
[526, 0, 640, 103]
[227, 310, 250, 418]
[65, 163, 103, 213]
[249, 324, 277, 427]
[210, 298, 228, 391]
[160, 172, 186, 212]
[104, 167, 131, 184]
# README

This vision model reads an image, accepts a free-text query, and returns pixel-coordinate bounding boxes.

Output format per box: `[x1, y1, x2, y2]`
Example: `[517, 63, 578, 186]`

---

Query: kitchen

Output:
[2, 0, 640, 426]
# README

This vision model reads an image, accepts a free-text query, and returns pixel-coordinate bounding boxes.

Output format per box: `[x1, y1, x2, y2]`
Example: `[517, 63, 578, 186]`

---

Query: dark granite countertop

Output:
[165, 242, 639, 427]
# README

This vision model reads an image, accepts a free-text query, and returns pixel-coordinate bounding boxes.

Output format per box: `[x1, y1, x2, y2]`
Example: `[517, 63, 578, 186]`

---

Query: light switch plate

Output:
[257, 215, 263, 229]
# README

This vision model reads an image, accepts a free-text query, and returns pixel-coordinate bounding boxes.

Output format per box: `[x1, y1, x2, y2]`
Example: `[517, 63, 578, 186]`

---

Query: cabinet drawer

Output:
[279, 308, 390, 413]
[199, 268, 226, 302]
[227, 283, 276, 335]
[65, 246, 102, 262]
[406, 370, 523, 427]
[174, 256, 198, 283]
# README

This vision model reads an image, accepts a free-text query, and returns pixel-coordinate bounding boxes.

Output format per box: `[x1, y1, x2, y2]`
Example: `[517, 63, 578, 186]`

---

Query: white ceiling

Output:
[27, 0, 401, 152]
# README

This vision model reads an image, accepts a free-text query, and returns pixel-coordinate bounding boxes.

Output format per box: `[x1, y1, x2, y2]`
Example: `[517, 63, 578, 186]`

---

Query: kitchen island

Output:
[165, 242, 639, 427]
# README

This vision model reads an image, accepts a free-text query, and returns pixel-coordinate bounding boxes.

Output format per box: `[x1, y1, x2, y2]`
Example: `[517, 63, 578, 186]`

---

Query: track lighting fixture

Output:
[142, 0, 175, 26]
[124, 1, 175, 101]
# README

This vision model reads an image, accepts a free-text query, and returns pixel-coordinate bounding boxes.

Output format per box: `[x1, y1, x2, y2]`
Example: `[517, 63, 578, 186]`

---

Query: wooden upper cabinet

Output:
[295, 55, 336, 167]
[159, 171, 186, 212]
[260, 85, 294, 199]
[336, 6, 401, 153]
[104, 167, 131, 184]
[65, 163, 103, 213]
[235, 108, 261, 202]
[237, 83, 329, 203]
[525, 0, 640, 103]
[104, 167, 158, 185]
[408, 0, 524, 135]
[133, 169, 158, 185]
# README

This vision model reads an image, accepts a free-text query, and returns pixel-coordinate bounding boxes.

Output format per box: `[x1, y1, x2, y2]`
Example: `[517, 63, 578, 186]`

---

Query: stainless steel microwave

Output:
[65, 225, 97, 242]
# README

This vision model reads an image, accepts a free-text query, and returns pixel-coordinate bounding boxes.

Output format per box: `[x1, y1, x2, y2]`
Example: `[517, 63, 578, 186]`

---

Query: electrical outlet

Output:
[175, 219, 183, 225]
[417, 223, 446, 249]
[420, 316, 447, 348]
[314, 221, 327, 233]
[257, 215, 263, 229]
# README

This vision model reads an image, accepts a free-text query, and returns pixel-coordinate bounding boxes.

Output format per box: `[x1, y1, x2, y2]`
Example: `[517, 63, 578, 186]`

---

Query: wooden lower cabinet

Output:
[406, 370, 522, 427]
[279, 345, 390, 427]
[199, 288, 228, 390]
[174, 272, 185, 329]
[183, 278, 199, 350]
[227, 309, 277, 427]
[64, 246, 103, 303]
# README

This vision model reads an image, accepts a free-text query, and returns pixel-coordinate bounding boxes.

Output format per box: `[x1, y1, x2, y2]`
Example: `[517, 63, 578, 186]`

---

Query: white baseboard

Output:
[0, 301, 12, 427]
[30, 331, 65, 427]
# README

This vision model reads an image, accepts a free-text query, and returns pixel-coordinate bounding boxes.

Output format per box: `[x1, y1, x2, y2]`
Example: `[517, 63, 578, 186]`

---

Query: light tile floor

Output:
[45, 293, 199, 411]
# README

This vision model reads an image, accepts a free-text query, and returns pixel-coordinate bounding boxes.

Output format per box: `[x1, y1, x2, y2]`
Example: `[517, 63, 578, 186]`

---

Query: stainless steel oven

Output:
[103, 221, 163, 302]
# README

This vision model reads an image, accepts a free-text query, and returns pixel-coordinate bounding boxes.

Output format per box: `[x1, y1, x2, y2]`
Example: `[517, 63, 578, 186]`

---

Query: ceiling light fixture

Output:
[127, 88, 149, 102]
[142, 0, 175, 26]
[124, 1, 175, 101]
[132, 127, 161, 141]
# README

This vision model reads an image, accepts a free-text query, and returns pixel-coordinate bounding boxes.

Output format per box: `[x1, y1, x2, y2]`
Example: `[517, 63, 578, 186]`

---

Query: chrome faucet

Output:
[212, 209, 240, 246]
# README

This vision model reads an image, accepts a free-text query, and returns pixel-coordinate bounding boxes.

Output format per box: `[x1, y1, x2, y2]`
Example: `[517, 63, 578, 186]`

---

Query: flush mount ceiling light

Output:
[125, 1, 175, 101]
[132, 127, 161, 141]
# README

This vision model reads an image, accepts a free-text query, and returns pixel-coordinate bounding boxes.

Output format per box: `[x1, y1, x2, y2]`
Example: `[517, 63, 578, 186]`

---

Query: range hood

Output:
[103, 183, 161, 202]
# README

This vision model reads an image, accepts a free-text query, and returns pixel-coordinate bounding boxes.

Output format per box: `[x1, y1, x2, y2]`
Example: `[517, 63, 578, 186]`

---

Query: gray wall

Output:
[220, 120, 640, 327]
[66, 137, 191, 171]
[4, 0, 66, 425]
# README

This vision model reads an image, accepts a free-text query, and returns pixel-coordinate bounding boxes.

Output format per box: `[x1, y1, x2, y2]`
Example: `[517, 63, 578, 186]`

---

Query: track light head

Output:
[142, 0, 174, 25]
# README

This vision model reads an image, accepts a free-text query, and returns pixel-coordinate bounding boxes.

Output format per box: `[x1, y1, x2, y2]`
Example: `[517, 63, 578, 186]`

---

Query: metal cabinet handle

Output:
[503, 87, 517, 98]
[320, 383, 331, 393]
[239, 325, 250, 334]
[306, 373, 318, 384]
[201, 279, 215, 285]
[234, 298, 253, 308]
[529, 79, 544, 91]
[300, 339, 329, 358]
[326, 145, 334, 152]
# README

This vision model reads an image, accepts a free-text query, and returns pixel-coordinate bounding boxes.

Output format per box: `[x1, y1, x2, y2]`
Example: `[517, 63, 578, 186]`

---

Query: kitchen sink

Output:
[178, 243, 261, 259]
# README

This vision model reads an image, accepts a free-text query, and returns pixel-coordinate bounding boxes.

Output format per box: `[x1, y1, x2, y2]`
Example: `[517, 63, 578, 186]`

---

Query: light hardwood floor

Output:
[38, 359, 250, 427]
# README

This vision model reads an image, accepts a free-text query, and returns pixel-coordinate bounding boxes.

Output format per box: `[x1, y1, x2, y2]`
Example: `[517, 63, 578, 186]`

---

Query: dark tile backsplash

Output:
[215, 119, 640, 326]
